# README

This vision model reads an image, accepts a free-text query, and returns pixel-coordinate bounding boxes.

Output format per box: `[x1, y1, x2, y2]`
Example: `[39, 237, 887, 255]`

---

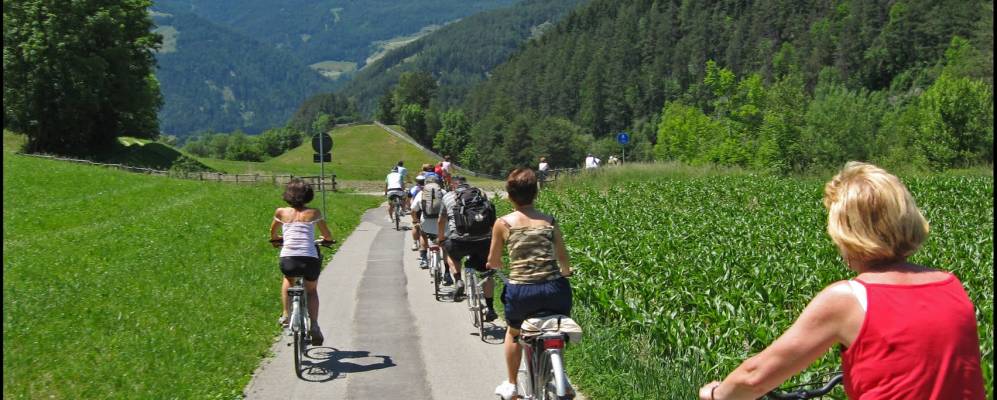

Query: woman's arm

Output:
[485, 219, 507, 269]
[270, 209, 283, 246]
[315, 209, 334, 241]
[701, 282, 856, 400]
[553, 226, 572, 276]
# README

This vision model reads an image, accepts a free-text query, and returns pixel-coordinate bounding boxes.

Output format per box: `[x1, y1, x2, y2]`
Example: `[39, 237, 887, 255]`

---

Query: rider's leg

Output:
[484, 277, 496, 310]
[504, 327, 523, 385]
[304, 279, 320, 323]
[281, 276, 293, 318]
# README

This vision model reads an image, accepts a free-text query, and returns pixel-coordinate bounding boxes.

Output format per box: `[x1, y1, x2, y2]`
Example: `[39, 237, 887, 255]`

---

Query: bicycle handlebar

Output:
[766, 373, 843, 399]
[268, 238, 337, 248]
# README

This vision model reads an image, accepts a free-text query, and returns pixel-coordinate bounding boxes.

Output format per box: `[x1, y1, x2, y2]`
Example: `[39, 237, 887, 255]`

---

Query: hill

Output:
[152, 10, 333, 136]
[2, 146, 381, 398]
[458, 0, 994, 174]
[150, 0, 520, 137]
[336, 0, 586, 116]
[196, 124, 469, 181]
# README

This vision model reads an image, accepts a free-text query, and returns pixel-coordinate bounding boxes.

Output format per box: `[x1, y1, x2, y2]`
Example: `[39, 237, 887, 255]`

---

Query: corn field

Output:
[525, 174, 993, 399]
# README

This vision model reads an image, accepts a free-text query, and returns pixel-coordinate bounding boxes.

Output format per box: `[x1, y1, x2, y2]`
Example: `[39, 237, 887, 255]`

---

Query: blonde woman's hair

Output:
[823, 161, 929, 264]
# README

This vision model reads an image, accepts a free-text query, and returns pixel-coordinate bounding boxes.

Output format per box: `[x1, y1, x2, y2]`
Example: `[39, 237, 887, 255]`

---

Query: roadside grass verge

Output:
[3, 152, 381, 398]
[534, 166, 993, 399]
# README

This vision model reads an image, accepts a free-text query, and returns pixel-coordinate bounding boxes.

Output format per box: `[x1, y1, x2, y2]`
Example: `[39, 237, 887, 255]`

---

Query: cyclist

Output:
[384, 166, 405, 223]
[487, 168, 574, 400]
[698, 162, 986, 400]
[269, 178, 334, 346]
[438, 176, 496, 320]
[421, 163, 441, 183]
[412, 175, 447, 270]
[440, 155, 453, 187]
[409, 174, 426, 251]
[396, 160, 410, 211]
[537, 157, 549, 188]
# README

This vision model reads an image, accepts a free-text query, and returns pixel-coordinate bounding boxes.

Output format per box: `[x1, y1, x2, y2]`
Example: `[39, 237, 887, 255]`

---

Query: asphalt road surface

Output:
[244, 205, 509, 399]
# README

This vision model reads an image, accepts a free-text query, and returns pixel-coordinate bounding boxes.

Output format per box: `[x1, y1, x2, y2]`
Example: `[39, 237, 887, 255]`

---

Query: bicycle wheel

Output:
[466, 271, 480, 327]
[431, 253, 442, 300]
[394, 201, 401, 230]
[542, 351, 573, 400]
[291, 299, 305, 378]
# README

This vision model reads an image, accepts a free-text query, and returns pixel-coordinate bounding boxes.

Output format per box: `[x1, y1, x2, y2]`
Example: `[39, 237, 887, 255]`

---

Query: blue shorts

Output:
[501, 277, 572, 330]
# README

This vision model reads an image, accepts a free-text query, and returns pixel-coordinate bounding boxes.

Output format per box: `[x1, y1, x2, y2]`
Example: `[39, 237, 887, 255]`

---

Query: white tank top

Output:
[277, 209, 322, 258]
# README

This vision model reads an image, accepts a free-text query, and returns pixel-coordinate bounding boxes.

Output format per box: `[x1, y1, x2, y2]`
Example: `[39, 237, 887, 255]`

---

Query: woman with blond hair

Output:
[699, 162, 985, 400]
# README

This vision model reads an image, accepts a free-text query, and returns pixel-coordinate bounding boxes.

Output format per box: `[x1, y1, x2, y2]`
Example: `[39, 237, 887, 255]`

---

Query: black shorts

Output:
[444, 239, 489, 272]
[502, 277, 572, 330]
[279, 256, 321, 281]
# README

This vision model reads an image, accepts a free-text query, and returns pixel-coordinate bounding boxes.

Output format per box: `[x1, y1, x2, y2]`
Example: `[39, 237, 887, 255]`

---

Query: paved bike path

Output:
[244, 206, 508, 399]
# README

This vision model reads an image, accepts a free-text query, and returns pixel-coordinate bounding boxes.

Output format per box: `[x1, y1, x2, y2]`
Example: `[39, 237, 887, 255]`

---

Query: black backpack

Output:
[454, 187, 496, 237]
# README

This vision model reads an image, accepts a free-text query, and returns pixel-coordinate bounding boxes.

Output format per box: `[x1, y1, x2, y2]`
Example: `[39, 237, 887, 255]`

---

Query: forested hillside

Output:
[338, 0, 586, 116]
[150, 0, 518, 137]
[152, 11, 333, 136]
[457, 0, 993, 174]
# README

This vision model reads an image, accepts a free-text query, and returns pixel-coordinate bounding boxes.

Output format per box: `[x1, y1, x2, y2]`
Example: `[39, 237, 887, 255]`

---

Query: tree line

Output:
[455, 0, 993, 174]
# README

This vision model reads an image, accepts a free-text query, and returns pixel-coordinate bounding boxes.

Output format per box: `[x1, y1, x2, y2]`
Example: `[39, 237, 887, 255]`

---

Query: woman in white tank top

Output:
[269, 179, 334, 345]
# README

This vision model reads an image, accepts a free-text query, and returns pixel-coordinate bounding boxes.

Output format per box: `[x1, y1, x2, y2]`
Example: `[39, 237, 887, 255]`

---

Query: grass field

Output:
[3, 149, 381, 398]
[527, 165, 994, 399]
[199, 124, 502, 190]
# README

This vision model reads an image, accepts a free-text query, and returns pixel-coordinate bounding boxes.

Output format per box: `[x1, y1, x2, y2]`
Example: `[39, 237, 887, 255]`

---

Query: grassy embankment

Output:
[199, 123, 502, 190]
[3, 131, 382, 398]
[513, 163, 993, 399]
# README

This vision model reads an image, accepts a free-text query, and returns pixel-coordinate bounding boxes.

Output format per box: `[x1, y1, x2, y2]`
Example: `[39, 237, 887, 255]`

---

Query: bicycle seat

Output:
[521, 314, 583, 343]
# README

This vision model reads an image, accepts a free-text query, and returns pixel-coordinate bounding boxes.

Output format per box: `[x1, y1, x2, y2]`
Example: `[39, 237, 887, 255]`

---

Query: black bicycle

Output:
[766, 372, 843, 399]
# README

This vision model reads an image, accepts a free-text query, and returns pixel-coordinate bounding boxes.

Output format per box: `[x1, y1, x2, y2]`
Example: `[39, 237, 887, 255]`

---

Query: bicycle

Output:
[426, 235, 445, 301]
[389, 195, 404, 230]
[493, 270, 578, 400]
[464, 268, 496, 340]
[766, 372, 843, 399]
[271, 238, 334, 379]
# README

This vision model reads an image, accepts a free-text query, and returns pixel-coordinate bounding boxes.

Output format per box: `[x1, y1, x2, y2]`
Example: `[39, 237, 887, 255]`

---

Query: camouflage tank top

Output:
[503, 219, 561, 284]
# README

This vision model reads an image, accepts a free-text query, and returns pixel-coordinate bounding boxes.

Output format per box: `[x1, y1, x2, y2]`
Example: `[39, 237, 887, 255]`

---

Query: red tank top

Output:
[842, 274, 986, 399]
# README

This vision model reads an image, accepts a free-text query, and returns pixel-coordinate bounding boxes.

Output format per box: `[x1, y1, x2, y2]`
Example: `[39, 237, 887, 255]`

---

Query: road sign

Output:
[313, 153, 331, 162]
[617, 132, 630, 145]
[311, 133, 333, 153]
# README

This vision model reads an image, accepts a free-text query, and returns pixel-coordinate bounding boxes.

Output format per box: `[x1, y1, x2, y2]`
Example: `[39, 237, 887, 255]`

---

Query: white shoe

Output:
[495, 380, 517, 400]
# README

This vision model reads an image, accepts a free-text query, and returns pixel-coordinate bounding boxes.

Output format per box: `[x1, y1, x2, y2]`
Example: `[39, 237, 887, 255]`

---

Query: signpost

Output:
[617, 132, 630, 163]
[312, 133, 333, 216]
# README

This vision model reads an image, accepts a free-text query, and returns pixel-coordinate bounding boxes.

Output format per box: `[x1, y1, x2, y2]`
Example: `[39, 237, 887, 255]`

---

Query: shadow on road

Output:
[297, 348, 395, 382]
[471, 322, 507, 345]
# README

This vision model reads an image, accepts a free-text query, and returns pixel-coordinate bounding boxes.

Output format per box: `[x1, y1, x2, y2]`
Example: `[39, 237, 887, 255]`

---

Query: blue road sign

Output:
[617, 132, 630, 145]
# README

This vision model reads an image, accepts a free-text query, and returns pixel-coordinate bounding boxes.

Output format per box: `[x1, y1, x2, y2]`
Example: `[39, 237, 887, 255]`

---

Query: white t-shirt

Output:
[538, 162, 549, 172]
[441, 161, 451, 173]
[585, 156, 600, 169]
[397, 166, 408, 180]
[386, 172, 403, 190]
[412, 189, 448, 236]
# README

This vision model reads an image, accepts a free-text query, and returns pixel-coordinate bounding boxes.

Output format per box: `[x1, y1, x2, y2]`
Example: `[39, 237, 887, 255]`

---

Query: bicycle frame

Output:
[766, 372, 843, 399]
[518, 333, 573, 399]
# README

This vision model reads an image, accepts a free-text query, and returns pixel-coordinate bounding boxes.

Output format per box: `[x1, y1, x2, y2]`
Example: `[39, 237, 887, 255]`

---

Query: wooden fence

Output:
[18, 153, 338, 190]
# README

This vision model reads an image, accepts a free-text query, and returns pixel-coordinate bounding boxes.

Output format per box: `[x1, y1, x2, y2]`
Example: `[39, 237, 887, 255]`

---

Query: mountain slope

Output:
[337, 0, 586, 116]
[153, 11, 332, 136]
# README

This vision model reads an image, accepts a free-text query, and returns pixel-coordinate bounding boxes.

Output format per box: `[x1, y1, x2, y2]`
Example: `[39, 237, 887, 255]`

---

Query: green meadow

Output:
[3, 140, 381, 398]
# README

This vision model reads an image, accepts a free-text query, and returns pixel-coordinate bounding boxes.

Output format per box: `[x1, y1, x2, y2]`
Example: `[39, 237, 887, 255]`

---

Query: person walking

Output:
[584, 153, 600, 169]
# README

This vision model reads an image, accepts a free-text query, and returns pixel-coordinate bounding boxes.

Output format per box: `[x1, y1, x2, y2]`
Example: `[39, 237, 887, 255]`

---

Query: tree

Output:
[376, 91, 397, 124]
[4, 0, 163, 155]
[399, 104, 427, 141]
[433, 110, 470, 158]
[258, 127, 304, 157]
[394, 71, 438, 110]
